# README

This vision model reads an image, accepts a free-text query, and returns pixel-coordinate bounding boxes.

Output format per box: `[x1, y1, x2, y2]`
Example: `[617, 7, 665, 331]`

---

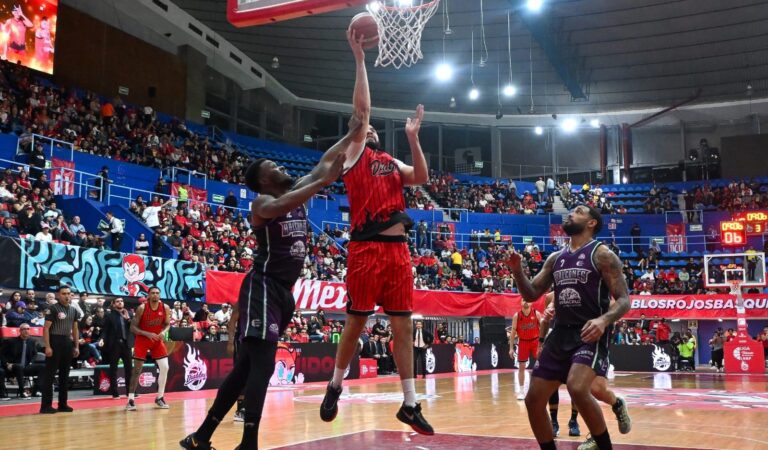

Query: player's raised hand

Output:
[347, 29, 365, 61]
[321, 153, 346, 186]
[348, 112, 364, 133]
[405, 104, 424, 138]
[506, 248, 523, 271]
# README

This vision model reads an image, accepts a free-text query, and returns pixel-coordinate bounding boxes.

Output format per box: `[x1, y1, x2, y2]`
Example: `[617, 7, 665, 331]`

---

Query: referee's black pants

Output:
[414, 346, 427, 378]
[106, 340, 133, 397]
[41, 335, 73, 409]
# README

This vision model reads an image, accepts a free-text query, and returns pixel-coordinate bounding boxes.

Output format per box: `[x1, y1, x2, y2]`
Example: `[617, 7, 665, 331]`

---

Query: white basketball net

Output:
[367, 0, 440, 69]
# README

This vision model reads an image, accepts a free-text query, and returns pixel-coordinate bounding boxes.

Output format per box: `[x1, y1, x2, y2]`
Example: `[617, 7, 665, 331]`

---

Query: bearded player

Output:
[509, 205, 631, 450]
[126, 286, 171, 411]
[539, 292, 631, 447]
[509, 301, 542, 400]
[180, 118, 358, 450]
[320, 29, 432, 435]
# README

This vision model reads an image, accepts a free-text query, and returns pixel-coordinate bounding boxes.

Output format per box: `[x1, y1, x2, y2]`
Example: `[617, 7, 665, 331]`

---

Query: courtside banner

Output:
[625, 295, 768, 319]
[205, 272, 544, 317]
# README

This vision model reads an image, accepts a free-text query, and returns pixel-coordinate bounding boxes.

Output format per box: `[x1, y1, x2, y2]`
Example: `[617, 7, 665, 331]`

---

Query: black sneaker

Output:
[233, 408, 245, 423]
[39, 406, 57, 414]
[320, 382, 342, 422]
[125, 399, 137, 411]
[57, 405, 74, 413]
[179, 433, 215, 450]
[155, 396, 169, 409]
[396, 402, 434, 436]
[568, 419, 581, 436]
[552, 421, 560, 437]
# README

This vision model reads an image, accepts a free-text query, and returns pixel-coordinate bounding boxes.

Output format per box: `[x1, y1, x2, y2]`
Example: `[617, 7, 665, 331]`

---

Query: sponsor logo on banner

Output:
[425, 348, 436, 374]
[651, 345, 671, 371]
[666, 223, 686, 253]
[490, 344, 499, 368]
[183, 344, 208, 391]
[139, 372, 156, 388]
[98, 372, 111, 393]
[212, 194, 224, 203]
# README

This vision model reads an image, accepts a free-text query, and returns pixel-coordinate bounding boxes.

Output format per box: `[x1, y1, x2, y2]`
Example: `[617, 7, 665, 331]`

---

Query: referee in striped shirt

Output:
[40, 285, 79, 414]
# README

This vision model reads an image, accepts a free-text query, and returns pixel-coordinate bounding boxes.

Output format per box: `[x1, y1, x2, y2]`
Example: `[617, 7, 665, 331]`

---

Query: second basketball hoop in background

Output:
[349, 13, 380, 49]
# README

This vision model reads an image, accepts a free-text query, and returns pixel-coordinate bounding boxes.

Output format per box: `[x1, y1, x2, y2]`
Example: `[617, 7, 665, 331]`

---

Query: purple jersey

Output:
[552, 240, 610, 327]
[252, 205, 307, 284]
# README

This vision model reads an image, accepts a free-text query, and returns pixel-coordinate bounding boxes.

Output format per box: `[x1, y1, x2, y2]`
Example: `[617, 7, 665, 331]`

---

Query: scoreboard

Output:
[733, 211, 767, 235]
[720, 221, 747, 246]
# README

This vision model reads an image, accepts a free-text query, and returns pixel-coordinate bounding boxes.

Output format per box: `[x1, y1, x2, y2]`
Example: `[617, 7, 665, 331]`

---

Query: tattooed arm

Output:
[581, 245, 631, 343]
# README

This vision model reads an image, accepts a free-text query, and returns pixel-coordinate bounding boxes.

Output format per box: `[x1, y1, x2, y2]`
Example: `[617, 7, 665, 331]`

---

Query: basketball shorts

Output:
[238, 270, 295, 342]
[532, 326, 609, 383]
[133, 335, 168, 361]
[346, 240, 413, 316]
[517, 338, 539, 363]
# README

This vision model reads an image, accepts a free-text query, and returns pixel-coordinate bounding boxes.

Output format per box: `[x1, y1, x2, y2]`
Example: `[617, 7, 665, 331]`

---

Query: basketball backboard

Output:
[703, 252, 766, 289]
[228, 0, 367, 27]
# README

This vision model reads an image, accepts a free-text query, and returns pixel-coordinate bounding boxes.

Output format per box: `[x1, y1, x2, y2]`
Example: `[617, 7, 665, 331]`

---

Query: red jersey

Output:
[138, 301, 166, 334]
[342, 146, 407, 238]
[515, 310, 539, 341]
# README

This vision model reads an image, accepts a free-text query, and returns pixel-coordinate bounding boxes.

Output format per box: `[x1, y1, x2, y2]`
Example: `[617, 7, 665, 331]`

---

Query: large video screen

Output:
[0, 0, 57, 74]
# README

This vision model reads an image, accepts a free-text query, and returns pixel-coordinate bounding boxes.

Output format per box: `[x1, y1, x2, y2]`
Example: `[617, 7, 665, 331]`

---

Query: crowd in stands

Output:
[425, 173, 550, 215]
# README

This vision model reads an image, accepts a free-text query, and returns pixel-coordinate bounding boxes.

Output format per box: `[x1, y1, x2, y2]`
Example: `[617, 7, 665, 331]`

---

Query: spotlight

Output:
[368, 1, 382, 12]
[590, 119, 600, 128]
[271, 57, 280, 69]
[503, 84, 517, 97]
[561, 118, 578, 132]
[534, 126, 543, 135]
[449, 97, 457, 108]
[397, 0, 413, 6]
[526, 0, 543, 12]
[435, 63, 453, 81]
[622, 176, 628, 184]
[469, 87, 480, 100]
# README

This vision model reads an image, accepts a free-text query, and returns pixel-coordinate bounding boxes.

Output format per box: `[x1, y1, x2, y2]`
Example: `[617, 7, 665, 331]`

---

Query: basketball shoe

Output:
[396, 402, 434, 435]
[320, 382, 342, 422]
[612, 397, 631, 434]
[179, 433, 215, 450]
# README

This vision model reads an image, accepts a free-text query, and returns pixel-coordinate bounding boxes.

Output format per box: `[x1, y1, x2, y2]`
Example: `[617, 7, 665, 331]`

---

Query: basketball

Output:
[349, 12, 379, 50]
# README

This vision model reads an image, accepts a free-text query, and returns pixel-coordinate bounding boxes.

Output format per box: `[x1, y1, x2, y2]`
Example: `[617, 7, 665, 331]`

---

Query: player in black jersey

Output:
[181, 116, 362, 450]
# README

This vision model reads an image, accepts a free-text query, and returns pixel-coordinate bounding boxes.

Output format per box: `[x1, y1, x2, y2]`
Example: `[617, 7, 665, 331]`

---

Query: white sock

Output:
[401, 378, 416, 406]
[157, 358, 169, 398]
[128, 393, 135, 400]
[331, 366, 345, 388]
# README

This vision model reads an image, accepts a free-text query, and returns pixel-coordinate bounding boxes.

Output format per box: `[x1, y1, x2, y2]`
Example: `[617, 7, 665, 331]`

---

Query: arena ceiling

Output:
[174, 0, 768, 116]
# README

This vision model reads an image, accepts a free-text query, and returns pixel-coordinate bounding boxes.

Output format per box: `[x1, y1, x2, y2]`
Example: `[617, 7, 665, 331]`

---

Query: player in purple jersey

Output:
[181, 116, 362, 450]
[508, 205, 630, 450]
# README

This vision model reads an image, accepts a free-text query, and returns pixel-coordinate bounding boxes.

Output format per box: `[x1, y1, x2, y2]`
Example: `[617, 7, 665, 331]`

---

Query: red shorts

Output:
[346, 240, 413, 316]
[133, 335, 168, 361]
[518, 338, 539, 362]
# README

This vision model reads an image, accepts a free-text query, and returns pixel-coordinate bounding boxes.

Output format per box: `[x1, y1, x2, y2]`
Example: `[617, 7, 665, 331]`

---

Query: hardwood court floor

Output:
[1, 369, 767, 450]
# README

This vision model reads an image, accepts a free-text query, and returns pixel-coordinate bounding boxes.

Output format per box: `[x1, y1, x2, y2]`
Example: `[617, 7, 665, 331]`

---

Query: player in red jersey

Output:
[509, 301, 542, 400]
[126, 286, 171, 411]
[320, 29, 432, 435]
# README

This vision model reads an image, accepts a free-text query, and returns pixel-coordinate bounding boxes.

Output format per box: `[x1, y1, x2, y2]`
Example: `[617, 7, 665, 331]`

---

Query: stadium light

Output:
[561, 118, 578, 133]
[435, 63, 453, 81]
[590, 119, 600, 128]
[534, 126, 543, 135]
[526, 0, 544, 12]
[469, 87, 480, 100]
[503, 84, 517, 97]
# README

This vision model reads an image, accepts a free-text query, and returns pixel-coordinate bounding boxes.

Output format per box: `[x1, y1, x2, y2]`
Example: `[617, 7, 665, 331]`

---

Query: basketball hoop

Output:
[728, 279, 742, 296]
[367, 0, 440, 69]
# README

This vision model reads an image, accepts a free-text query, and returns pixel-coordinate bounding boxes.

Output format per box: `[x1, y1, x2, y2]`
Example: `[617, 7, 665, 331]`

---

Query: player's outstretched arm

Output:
[510, 250, 557, 302]
[399, 104, 429, 185]
[348, 29, 370, 143]
[294, 114, 364, 190]
[252, 154, 346, 220]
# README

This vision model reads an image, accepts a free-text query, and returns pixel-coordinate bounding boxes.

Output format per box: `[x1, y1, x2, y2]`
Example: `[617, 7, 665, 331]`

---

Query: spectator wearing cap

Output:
[35, 222, 53, 242]
[6, 301, 31, 327]
[0, 217, 19, 238]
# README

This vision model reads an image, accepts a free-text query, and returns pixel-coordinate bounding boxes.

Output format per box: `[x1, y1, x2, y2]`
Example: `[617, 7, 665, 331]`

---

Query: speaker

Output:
[33, 274, 59, 289]
[185, 287, 205, 298]
[479, 316, 507, 344]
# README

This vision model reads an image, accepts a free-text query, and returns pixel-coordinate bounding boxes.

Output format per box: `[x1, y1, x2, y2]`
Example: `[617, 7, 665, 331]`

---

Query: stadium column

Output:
[491, 126, 502, 179]
[178, 45, 207, 124]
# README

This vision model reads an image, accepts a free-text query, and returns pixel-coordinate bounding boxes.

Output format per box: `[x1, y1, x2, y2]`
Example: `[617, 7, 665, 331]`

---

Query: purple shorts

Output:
[532, 327, 610, 383]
